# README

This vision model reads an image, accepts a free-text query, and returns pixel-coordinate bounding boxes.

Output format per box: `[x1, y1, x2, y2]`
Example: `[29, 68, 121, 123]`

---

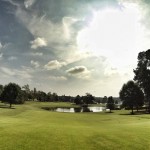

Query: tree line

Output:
[0, 82, 119, 110]
[0, 83, 73, 108]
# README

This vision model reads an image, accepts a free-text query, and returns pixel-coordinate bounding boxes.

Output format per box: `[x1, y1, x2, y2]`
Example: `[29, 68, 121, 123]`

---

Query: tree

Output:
[33, 88, 37, 100]
[119, 80, 144, 114]
[22, 84, 31, 100]
[106, 96, 115, 113]
[1, 83, 22, 108]
[22, 84, 30, 93]
[74, 95, 82, 105]
[102, 96, 107, 104]
[47, 92, 52, 102]
[16, 90, 27, 104]
[0, 84, 3, 99]
[36, 91, 47, 101]
[83, 93, 94, 105]
[134, 49, 150, 112]
[51, 93, 59, 101]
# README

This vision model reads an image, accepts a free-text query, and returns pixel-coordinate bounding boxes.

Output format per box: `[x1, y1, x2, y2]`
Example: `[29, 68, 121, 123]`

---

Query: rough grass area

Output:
[0, 101, 150, 150]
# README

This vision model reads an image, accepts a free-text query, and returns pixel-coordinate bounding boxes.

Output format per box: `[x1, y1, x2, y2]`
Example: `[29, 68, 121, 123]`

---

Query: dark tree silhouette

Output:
[36, 91, 47, 101]
[102, 96, 107, 104]
[134, 49, 150, 113]
[22, 84, 35, 101]
[22, 84, 30, 94]
[1, 83, 22, 108]
[119, 80, 144, 114]
[106, 96, 115, 113]
[74, 95, 82, 105]
[51, 93, 59, 101]
[0, 84, 3, 99]
[47, 92, 52, 102]
[83, 93, 94, 106]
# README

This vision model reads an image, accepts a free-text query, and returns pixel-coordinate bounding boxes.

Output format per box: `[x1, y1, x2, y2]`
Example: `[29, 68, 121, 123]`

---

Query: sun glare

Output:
[77, 3, 146, 69]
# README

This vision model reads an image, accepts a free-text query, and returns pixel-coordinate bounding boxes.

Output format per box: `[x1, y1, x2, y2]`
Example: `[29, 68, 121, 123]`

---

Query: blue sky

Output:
[0, 0, 150, 96]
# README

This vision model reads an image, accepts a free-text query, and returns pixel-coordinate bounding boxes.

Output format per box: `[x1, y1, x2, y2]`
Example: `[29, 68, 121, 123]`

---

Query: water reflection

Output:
[45, 106, 106, 113]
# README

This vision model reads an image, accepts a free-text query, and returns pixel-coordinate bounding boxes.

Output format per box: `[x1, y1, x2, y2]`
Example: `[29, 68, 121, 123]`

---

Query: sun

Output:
[77, 3, 145, 69]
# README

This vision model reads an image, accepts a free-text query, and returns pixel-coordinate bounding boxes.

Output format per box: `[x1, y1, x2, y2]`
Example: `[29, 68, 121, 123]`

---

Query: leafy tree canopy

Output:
[106, 96, 115, 113]
[1, 83, 22, 108]
[119, 80, 144, 114]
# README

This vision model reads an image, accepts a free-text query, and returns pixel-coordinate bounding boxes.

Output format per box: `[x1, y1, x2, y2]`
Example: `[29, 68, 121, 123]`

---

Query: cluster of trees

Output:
[71, 49, 150, 114]
[119, 49, 150, 114]
[74, 93, 95, 106]
[21, 84, 60, 102]
[0, 83, 72, 108]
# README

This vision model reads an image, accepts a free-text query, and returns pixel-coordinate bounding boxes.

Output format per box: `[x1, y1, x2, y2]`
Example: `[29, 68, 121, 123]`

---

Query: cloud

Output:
[1, 67, 15, 76]
[30, 37, 47, 49]
[49, 76, 67, 81]
[0, 67, 33, 79]
[24, 0, 36, 9]
[30, 60, 40, 68]
[1, 0, 149, 96]
[66, 66, 91, 79]
[44, 60, 66, 70]
[15, 6, 79, 51]
[66, 66, 86, 74]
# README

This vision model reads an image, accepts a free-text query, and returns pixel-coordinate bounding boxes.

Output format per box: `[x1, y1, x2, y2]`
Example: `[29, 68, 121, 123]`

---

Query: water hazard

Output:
[42, 106, 109, 113]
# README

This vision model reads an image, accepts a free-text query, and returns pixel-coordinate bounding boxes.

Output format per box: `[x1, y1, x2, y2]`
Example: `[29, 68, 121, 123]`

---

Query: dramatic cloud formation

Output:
[0, 0, 150, 96]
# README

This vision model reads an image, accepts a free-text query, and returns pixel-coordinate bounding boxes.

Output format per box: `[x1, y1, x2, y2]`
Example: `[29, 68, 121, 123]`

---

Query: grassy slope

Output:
[0, 102, 150, 150]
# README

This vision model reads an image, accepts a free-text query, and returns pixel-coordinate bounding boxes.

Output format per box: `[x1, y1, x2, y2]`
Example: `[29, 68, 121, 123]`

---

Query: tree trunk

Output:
[131, 106, 134, 115]
[149, 99, 150, 113]
[137, 107, 138, 112]
[10, 103, 12, 108]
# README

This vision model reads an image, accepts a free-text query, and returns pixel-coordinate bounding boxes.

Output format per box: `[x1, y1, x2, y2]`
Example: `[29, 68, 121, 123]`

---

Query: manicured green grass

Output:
[0, 101, 150, 150]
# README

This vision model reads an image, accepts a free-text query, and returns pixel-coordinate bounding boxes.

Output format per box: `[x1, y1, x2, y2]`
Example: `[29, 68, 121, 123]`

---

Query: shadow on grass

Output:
[105, 111, 114, 114]
[120, 110, 147, 115]
[0, 104, 15, 109]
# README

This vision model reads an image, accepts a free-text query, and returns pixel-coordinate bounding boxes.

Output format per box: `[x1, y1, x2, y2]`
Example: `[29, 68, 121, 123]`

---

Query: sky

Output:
[0, 0, 150, 97]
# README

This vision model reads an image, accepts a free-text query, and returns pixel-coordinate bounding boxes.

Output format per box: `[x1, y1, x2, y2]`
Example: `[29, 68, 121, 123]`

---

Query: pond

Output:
[42, 106, 109, 113]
